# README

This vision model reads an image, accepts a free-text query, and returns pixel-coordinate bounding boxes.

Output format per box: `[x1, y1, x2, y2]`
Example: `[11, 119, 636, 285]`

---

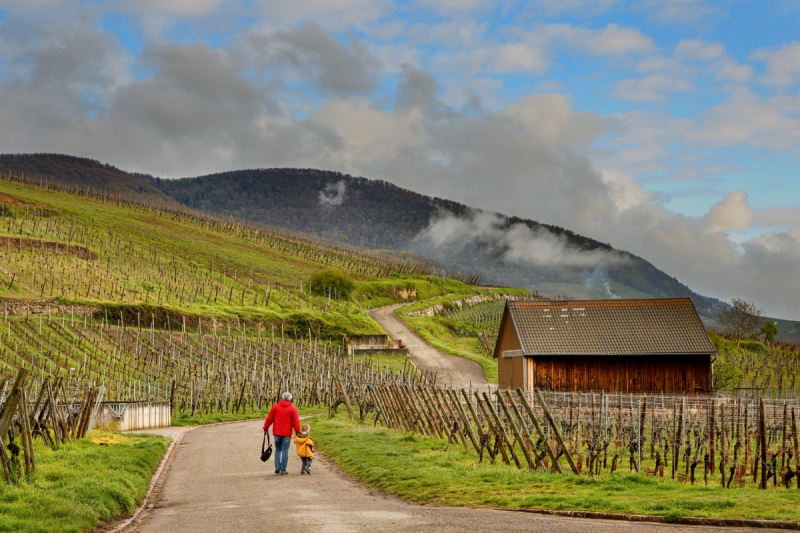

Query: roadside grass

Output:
[400, 314, 497, 383]
[314, 417, 800, 523]
[352, 353, 417, 374]
[0, 431, 168, 533]
[171, 405, 329, 426]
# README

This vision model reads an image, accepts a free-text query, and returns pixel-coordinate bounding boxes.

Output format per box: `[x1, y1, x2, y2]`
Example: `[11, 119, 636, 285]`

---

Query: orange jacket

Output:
[294, 433, 314, 458]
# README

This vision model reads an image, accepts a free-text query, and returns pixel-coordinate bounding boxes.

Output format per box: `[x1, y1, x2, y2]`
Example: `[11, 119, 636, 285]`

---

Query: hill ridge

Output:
[0, 153, 722, 318]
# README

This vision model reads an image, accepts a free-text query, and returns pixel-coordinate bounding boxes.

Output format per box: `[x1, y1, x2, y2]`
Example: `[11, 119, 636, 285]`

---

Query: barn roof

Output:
[505, 297, 716, 356]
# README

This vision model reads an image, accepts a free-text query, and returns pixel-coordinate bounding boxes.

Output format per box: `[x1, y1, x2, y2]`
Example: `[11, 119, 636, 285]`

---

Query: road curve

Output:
[132, 421, 784, 533]
[368, 304, 489, 389]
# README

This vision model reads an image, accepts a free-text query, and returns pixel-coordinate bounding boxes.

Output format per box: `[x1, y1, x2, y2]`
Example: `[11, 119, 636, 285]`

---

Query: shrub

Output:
[308, 269, 356, 300]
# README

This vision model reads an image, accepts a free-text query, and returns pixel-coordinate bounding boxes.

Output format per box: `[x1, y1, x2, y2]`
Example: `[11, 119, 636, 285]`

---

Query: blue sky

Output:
[0, 0, 799, 317]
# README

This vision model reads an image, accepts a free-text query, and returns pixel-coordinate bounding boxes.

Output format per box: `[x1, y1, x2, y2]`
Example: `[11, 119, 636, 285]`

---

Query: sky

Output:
[0, 0, 799, 318]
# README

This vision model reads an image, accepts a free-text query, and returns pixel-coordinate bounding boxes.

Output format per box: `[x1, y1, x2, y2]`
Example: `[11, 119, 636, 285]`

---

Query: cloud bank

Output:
[416, 210, 625, 268]
[0, 4, 798, 318]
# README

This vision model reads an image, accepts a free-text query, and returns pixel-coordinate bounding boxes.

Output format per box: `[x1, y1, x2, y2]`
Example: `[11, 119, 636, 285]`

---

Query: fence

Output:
[361, 384, 800, 490]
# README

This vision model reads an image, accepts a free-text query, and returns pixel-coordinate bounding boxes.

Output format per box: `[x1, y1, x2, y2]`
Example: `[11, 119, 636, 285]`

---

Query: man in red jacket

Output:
[263, 392, 301, 475]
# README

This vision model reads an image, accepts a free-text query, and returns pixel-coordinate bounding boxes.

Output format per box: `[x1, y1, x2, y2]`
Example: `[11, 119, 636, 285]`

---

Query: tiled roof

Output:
[507, 297, 716, 356]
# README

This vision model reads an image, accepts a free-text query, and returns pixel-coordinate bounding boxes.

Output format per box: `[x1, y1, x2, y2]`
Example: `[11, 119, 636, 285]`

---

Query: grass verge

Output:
[314, 417, 800, 523]
[400, 314, 498, 383]
[0, 431, 168, 533]
[171, 405, 329, 426]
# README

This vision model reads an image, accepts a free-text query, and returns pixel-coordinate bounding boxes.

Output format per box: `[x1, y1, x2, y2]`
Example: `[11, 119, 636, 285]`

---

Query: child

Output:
[294, 423, 314, 474]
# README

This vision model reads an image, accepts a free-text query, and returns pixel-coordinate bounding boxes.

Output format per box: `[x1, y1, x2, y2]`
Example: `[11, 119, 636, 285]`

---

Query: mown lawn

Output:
[313, 416, 800, 523]
[0, 431, 168, 533]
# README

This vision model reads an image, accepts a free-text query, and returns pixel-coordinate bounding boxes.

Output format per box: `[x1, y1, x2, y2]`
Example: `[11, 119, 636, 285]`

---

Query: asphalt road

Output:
[133, 420, 788, 533]
[368, 304, 488, 389]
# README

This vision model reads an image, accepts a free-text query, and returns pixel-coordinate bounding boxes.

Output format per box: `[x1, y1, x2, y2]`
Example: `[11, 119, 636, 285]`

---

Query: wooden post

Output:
[709, 399, 716, 485]
[792, 408, 799, 489]
[333, 376, 354, 419]
[481, 391, 521, 468]
[448, 390, 479, 453]
[0, 368, 28, 439]
[720, 403, 727, 488]
[535, 388, 579, 474]
[496, 391, 535, 470]
[369, 387, 391, 428]
[474, 390, 509, 465]
[515, 388, 562, 473]
[19, 389, 35, 473]
[503, 390, 544, 469]
[760, 397, 768, 490]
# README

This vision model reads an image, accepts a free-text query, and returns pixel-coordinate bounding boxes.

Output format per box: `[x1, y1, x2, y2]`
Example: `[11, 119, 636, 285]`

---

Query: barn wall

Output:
[496, 318, 522, 389]
[528, 355, 712, 393]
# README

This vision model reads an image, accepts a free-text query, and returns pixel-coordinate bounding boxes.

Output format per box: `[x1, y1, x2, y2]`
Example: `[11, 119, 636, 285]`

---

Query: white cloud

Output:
[600, 169, 655, 212]
[702, 190, 753, 233]
[611, 73, 693, 103]
[637, 0, 726, 25]
[752, 42, 800, 87]
[0, 5, 799, 317]
[674, 38, 724, 60]
[416, 210, 625, 268]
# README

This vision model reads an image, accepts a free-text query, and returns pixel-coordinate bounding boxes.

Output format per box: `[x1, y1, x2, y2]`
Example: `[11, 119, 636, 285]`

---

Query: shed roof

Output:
[505, 297, 716, 356]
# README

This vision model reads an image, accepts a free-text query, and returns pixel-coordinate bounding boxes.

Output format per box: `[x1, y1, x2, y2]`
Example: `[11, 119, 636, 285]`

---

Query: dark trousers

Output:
[301, 457, 313, 472]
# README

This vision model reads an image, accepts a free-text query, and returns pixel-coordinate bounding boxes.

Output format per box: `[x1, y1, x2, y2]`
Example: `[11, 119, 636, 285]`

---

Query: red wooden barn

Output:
[493, 298, 717, 393]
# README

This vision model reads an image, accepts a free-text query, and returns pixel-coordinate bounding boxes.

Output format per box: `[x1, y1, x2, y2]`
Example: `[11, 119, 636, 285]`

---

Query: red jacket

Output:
[263, 400, 301, 437]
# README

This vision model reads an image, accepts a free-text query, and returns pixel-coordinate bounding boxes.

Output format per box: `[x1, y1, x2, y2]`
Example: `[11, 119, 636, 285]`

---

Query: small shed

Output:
[494, 298, 717, 393]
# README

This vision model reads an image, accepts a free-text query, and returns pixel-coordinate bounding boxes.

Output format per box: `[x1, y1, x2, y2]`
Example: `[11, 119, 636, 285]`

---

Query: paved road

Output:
[133, 421, 788, 533]
[368, 304, 489, 389]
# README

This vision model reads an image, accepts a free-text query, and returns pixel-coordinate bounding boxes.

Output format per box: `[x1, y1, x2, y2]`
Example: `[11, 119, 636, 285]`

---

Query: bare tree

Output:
[717, 298, 765, 344]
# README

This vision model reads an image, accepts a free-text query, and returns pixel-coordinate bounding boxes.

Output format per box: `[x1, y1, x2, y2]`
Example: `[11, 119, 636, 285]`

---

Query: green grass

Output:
[401, 314, 498, 383]
[314, 417, 800, 523]
[170, 405, 328, 426]
[0, 431, 168, 533]
[711, 332, 800, 393]
[394, 291, 527, 384]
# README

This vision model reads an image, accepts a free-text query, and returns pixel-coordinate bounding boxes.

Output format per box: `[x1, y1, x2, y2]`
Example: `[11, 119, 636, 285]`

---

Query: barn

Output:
[493, 298, 717, 393]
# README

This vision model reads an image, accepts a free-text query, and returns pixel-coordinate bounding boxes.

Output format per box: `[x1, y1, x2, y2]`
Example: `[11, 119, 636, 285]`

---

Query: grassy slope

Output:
[394, 292, 527, 384]
[0, 431, 168, 533]
[0, 180, 475, 334]
[403, 314, 499, 383]
[314, 417, 800, 523]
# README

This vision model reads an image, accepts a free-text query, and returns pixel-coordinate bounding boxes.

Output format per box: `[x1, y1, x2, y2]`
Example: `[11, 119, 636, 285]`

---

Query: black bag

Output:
[261, 433, 273, 462]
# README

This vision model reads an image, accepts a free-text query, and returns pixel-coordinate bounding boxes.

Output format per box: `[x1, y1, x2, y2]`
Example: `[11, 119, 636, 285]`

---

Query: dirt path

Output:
[132, 420, 783, 533]
[368, 304, 488, 389]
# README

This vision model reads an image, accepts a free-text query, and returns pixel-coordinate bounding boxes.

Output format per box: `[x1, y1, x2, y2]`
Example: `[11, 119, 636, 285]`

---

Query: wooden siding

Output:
[496, 309, 523, 390]
[526, 355, 712, 393]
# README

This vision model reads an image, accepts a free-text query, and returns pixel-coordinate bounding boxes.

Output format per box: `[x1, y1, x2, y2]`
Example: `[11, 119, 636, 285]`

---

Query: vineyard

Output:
[367, 383, 800, 490]
[0, 176, 475, 486]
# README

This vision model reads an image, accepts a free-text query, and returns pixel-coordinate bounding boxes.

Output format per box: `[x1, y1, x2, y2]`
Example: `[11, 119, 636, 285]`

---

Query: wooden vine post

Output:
[515, 388, 562, 473]
[535, 388, 579, 475]
[759, 397, 768, 490]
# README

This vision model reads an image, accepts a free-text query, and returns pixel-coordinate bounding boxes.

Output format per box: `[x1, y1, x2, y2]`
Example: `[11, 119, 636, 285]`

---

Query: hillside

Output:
[0, 155, 724, 309]
[0, 153, 175, 203]
[0, 176, 507, 402]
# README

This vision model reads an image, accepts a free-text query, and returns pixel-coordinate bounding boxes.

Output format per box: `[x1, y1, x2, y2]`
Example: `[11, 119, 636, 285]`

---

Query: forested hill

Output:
[160, 168, 471, 248]
[0, 153, 175, 203]
[0, 153, 722, 317]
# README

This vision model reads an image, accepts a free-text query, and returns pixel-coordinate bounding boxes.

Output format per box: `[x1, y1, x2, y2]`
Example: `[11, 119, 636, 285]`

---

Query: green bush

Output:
[308, 269, 356, 299]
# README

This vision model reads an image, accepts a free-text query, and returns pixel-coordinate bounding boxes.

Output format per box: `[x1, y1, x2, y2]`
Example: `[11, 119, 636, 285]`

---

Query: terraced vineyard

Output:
[0, 176, 475, 408]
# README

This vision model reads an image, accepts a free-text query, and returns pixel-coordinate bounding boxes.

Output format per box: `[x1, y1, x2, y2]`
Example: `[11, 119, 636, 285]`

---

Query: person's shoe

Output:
[274, 469, 281, 474]
[300, 470, 306, 475]
[280, 471, 288, 475]
[305, 470, 311, 475]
